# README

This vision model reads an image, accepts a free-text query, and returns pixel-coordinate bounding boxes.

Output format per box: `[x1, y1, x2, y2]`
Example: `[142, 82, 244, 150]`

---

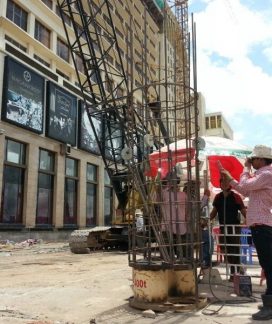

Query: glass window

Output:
[210, 116, 216, 129]
[5, 35, 27, 52]
[56, 5, 71, 26]
[64, 178, 77, 225]
[87, 164, 97, 182]
[57, 38, 69, 62]
[6, 139, 25, 164]
[56, 69, 70, 80]
[1, 166, 24, 224]
[64, 158, 78, 225]
[104, 169, 113, 226]
[34, 54, 50, 67]
[217, 115, 222, 128]
[39, 149, 54, 171]
[104, 169, 111, 185]
[205, 117, 210, 130]
[1, 139, 26, 224]
[36, 149, 55, 225]
[86, 164, 97, 226]
[36, 173, 54, 225]
[66, 158, 78, 177]
[75, 54, 84, 73]
[35, 20, 50, 48]
[104, 187, 113, 226]
[6, 0, 28, 31]
[41, 0, 53, 9]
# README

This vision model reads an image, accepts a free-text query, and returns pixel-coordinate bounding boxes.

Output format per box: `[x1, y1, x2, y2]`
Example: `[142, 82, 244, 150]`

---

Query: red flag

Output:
[208, 155, 243, 188]
[145, 148, 195, 178]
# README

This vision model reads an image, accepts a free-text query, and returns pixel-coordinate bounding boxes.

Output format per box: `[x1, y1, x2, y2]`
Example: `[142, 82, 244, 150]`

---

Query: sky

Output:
[188, 0, 272, 149]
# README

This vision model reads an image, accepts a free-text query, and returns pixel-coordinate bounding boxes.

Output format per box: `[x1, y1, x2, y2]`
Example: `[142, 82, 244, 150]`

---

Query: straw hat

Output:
[249, 145, 272, 159]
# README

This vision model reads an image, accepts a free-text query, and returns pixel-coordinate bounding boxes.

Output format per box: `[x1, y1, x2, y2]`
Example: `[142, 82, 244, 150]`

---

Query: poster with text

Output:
[1, 57, 44, 133]
[46, 82, 77, 146]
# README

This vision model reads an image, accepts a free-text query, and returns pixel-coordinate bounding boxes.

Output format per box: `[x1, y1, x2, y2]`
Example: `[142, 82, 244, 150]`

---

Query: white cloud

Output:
[191, 0, 272, 119]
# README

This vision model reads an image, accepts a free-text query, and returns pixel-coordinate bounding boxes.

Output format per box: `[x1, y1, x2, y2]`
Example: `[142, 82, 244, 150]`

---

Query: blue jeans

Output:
[251, 225, 272, 295]
[202, 229, 214, 266]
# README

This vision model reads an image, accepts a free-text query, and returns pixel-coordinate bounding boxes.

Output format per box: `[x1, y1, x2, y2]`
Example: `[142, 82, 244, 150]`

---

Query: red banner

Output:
[145, 148, 195, 178]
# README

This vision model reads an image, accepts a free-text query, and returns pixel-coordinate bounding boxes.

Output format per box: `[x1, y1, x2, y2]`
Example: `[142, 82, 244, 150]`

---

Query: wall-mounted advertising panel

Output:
[1, 56, 44, 133]
[78, 100, 102, 155]
[46, 82, 77, 146]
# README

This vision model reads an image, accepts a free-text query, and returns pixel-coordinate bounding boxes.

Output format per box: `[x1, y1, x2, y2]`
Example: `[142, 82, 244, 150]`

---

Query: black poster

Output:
[104, 116, 123, 161]
[1, 57, 44, 133]
[46, 82, 77, 146]
[78, 101, 102, 154]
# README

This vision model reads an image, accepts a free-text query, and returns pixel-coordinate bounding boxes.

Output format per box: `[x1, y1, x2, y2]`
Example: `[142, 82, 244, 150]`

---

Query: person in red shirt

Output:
[220, 144, 272, 321]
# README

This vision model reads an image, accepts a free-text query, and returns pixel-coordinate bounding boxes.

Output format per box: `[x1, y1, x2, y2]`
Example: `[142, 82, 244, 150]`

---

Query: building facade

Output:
[205, 112, 233, 140]
[0, 0, 187, 236]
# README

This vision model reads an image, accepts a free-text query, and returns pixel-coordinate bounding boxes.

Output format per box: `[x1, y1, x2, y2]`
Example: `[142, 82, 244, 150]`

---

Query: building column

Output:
[54, 153, 65, 228]
[77, 158, 86, 228]
[24, 143, 39, 227]
[97, 159, 105, 226]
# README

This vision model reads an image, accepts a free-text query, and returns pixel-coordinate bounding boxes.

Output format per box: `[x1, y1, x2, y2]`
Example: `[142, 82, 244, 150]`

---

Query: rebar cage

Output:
[57, 0, 202, 269]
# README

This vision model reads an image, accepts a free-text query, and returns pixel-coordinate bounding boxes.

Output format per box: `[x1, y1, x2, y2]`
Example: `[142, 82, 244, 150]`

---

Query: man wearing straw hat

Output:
[220, 145, 272, 321]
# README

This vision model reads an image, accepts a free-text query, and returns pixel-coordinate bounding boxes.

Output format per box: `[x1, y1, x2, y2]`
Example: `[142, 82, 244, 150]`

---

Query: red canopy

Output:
[145, 147, 195, 179]
[208, 155, 243, 188]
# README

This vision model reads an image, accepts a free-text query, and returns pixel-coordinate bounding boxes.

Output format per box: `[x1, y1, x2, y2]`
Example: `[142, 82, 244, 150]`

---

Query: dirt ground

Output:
[0, 241, 265, 324]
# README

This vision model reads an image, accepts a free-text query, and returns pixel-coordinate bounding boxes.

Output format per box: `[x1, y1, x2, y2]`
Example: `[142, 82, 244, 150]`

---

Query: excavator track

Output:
[69, 227, 111, 254]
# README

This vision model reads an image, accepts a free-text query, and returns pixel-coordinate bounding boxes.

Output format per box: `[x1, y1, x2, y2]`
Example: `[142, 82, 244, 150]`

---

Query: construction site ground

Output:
[0, 241, 266, 324]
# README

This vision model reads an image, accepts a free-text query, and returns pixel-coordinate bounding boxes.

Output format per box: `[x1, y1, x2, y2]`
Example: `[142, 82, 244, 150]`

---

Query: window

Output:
[119, 48, 124, 57]
[5, 35, 27, 52]
[217, 115, 222, 128]
[57, 38, 69, 62]
[103, 14, 111, 26]
[135, 79, 141, 88]
[134, 4, 141, 15]
[75, 54, 84, 73]
[34, 54, 50, 67]
[1, 139, 26, 224]
[104, 170, 113, 226]
[36, 149, 55, 225]
[75, 23, 87, 41]
[105, 53, 114, 65]
[41, 0, 53, 9]
[35, 20, 50, 48]
[115, 10, 123, 22]
[105, 77, 114, 93]
[150, 53, 155, 62]
[134, 19, 141, 31]
[103, 31, 113, 44]
[115, 61, 122, 72]
[210, 116, 216, 129]
[116, 87, 124, 98]
[134, 49, 142, 60]
[56, 5, 71, 26]
[205, 117, 210, 129]
[64, 158, 78, 226]
[115, 27, 124, 40]
[6, 0, 28, 31]
[86, 164, 97, 226]
[56, 69, 69, 80]
[150, 39, 156, 48]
